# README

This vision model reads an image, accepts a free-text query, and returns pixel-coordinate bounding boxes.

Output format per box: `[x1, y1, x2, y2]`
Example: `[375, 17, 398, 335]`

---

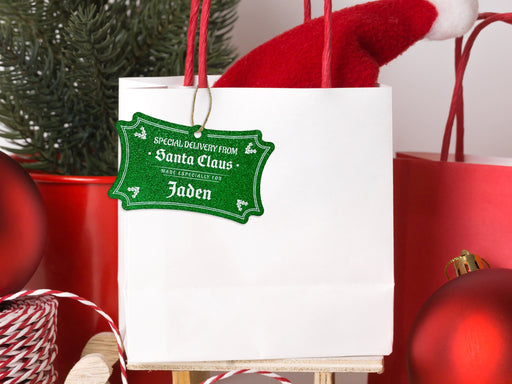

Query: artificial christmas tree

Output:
[0, 0, 239, 175]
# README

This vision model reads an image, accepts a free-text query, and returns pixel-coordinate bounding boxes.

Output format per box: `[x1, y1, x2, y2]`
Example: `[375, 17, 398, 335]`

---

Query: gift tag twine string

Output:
[0, 290, 128, 384]
[186, 0, 333, 133]
[441, 12, 512, 162]
[191, 83, 213, 135]
[185, 0, 212, 134]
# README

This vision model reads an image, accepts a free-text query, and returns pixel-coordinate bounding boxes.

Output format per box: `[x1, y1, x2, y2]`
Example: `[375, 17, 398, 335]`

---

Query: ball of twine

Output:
[0, 290, 127, 384]
[0, 296, 58, 384]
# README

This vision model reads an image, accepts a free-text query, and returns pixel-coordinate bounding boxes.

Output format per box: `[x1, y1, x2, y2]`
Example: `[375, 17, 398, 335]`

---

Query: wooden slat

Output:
[128, 357, 383, 373]
[81, 332, 119, 368]
[173, 371, 193, 384]
[314, 372, 334, 384]
[173, 371, 212, 384]
[64, 332, 384, 384]
[64, 353, 112, 384]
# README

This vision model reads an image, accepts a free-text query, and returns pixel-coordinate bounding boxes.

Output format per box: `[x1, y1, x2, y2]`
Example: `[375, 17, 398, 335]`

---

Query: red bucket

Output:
[26, 173, 173, 383]
[26, 174, 119, 382]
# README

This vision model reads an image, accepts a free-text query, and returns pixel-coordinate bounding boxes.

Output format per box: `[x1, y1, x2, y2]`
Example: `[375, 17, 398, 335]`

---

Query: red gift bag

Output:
[369, 12, 512, 384]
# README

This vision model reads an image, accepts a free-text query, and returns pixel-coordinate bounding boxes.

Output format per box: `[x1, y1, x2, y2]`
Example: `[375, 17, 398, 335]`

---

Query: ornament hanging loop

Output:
[191, 82, 213, 136]
[444, 249, 490, 280]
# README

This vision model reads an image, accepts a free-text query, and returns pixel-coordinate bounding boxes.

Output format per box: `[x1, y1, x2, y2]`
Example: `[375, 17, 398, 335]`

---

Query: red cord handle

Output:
[441, 12, 512, 161]
[184, 0, 199, 86]
[321, 0, 333, 88]
[185, 0, 333, 88]
[303, 0, 333, 87]
[304, 0, 312, 22]
[184, 0, 211, 88]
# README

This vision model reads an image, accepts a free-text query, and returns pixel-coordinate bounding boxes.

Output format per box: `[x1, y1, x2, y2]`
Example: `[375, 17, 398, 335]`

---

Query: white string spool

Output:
[0, 296, 58, 384]
[0, 290, 127, 384]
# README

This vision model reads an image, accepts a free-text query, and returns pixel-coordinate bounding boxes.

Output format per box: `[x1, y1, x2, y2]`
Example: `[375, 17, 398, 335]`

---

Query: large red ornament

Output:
[0, 151, 46, 295]
[407, 255, 512, 384]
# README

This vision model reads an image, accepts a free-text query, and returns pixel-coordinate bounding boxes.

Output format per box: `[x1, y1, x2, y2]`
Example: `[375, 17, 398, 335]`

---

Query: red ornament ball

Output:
[0, 151, 46, 296]
[407, 268, 512, 384]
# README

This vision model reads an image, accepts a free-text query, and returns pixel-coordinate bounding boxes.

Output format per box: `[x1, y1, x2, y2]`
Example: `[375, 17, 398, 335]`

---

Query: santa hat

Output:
[214, 0, 479, 88]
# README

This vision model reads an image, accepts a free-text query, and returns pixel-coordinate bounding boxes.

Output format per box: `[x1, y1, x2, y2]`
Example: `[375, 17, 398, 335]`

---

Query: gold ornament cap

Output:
[445, 250, 490, 280]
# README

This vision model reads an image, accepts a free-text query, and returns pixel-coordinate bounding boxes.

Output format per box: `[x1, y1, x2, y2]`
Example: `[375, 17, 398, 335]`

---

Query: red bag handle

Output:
[304, 0, 312, 22]
[184, 0, 210, 88]
[321, 0, 333, 88]
[184, 0, 333, 88]
[303, 0, 332, 87]
[441, 12, 512, 161]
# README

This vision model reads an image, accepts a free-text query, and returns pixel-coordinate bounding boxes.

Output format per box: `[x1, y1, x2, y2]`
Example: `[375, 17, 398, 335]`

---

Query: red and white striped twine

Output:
[1, 291, 292, 384]
[0, 296, 58, 384]
[200, 369, 292, 384]
[0, 290, 127, 384]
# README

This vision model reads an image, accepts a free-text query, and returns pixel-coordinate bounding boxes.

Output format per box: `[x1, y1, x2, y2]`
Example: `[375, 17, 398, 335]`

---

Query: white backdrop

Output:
[229, 1, 512, 383]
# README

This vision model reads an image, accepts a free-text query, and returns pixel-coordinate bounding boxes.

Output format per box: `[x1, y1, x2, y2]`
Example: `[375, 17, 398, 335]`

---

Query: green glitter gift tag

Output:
[109, 113, 275, 224]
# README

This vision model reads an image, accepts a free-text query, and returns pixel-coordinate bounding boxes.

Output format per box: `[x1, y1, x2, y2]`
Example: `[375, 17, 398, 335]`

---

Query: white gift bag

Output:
[115, 0, 394, 365]
[117, 76, 394, 364]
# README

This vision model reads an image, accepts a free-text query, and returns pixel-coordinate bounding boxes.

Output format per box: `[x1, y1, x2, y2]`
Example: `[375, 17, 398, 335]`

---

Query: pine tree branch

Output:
[0, 0, 240, 175]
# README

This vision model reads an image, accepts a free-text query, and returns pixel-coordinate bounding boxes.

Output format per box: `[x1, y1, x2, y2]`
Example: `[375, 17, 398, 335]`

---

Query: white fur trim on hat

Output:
[425, 0, 479, 40]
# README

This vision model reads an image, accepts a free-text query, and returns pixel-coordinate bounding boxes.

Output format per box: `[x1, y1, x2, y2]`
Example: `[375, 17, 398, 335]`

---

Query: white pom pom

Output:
[425, 0, 479, 40]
